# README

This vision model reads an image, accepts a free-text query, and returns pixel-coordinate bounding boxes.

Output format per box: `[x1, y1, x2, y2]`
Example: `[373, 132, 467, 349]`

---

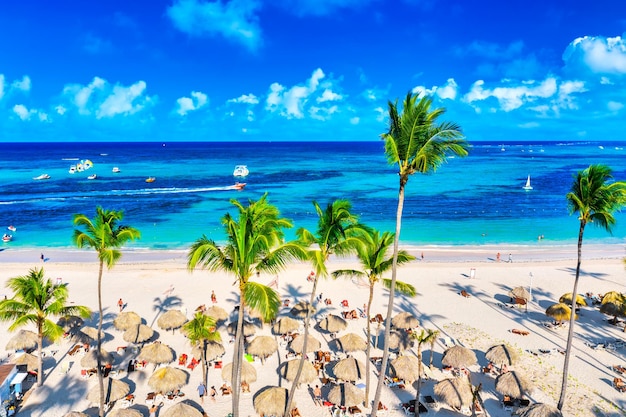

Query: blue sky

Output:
[1, 0, 626, 142]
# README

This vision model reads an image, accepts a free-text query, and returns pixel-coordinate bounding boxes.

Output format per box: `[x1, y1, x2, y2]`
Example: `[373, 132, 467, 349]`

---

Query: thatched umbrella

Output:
[388, 330, 411, 351]
[6, 330, 38, 351]
[148, 366, 189, 393]
[485, 344, 519, 366]
[441, 345, 477, 368]
[559, 293, 587, 307]
[332, 357, 366, 382]
[11, 353, 39, 372]
[336, 333, 367, 353]
[280, 359, 317, 384]
[289, 334, 320, 353]
[247, 336, 278, 363]
[113, 312, 142, 331]
[161, 402, 203, 417]
[390, 355, 421, 383]
[192, 341, 225, 362]
[87, 378, 130, 403]
[318, 314, 347, 333]
[513, 403, 563, 417]
[392, 312, 419, 330]
[138, 342, 175, 365]
[109, 409, 143, 417]
[545, 303, 576, 324]
[227, 320, 256, 336]
[290, 301, 316, 319]
[254, 386, 291, 417]
[600, 291, 626, 323]
[157, 310, 187, 332]
[57, 315, 84, 332]
[508, 286, 530, 301]
[272, 317, 300, 335]
[80, 349, 115, 368]
[72, 326, 102, 344]
[222, 361, 257, 383]
[123, 324, 154, 344]
[496, 371, 533, 398]
[434, 378, 473, 409]
[63, 412, 89, 417]
[205, 305, 229, 322]
[328, 382, 364, 407]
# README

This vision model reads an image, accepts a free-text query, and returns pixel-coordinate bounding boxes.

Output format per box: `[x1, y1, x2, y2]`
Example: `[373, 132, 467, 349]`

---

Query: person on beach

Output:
[40, 253, 44, 262]
[149, 404, 158, 417]
[197, 382, 206, 404]
[211, 290, 217, 303]
[118, 298, 124, 312]
[496, 252, 500, 262]
[508, 253, 513, 263]
[210, 386, 217, 402]
[313, 385, 322, 405]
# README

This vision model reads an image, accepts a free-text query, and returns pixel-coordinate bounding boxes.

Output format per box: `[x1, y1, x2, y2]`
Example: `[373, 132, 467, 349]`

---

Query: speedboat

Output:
[33, 174, 51, 180]
[7, 225, 16, 232]
[112, 167, 121, 173]
[232, 182, 246, 190]
[87, 174, 97, 180]
[145, 177, 156, 183]
[233, 165, 249, 177]
[2, 234, 12, 242]
[69, 165, 76, 174]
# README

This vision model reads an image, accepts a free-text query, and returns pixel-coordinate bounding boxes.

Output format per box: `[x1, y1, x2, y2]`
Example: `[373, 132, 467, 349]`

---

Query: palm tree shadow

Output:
[150, 295, 183, 327]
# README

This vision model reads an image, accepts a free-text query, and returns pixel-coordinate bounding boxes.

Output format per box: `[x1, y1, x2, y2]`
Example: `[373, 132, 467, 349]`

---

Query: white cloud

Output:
[412, 78, 458, 100]
[374, 106, 385, 122]
[97, 81, 150, 118]
[63, 77, 106, 115]
[11, 76, 31, 92]
[608, 101, 624, 112]
[55, 105, 67, 115]
[265, 68, 328, 119]
[564, 35, 626, 75]
[176, 90, 209, 116]
[317, 89, 342, 103]
[227, 93, 259, 104]
[167, 0, 262, 51]
[463, 77, 558, 111]
[12, 104, 47, 121]
[309, 104, 338, 121]
[350, 117, 360, 125]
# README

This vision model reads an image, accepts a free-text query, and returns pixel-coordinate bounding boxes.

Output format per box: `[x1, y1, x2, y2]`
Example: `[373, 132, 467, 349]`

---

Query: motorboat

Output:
[232, 182, 246, 190]
[523, 175, 533, 191]
[145, 177, 156, 183]
[233, 165, 249, 177]
[87, 174, 97, 180]
[7, 225, 16, 232]
[33, 174, 51, 180]
[2, 234, 12, 242]
[112, 167, 121, 173]
[69, 165, 76, 174]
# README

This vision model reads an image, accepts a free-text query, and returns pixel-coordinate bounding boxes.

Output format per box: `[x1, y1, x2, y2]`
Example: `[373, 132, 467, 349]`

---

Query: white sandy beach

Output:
[1, 244, 626, 417]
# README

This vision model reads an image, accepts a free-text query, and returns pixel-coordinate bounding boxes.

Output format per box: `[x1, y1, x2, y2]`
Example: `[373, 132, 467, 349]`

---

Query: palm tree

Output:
[73, 207, 140, 417]
[188, 194, 305, 417]
[371, 92, 468, 416]
[183, 312, 221, 388]
[283, 199, 365, 414]
[0, 268, 90, 387]
[332, 229, 415, 403]
[409, 329, 438, 406]
[428, 329, 440, 369]
[557, 164, 626, 409]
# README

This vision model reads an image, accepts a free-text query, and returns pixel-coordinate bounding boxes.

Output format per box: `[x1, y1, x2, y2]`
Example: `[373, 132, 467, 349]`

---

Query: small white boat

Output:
[7, 225, 16, 232]
[231, 182, 246, 190]
[87, 174, 97, 180]
[33, 174, 51, 180]
[2, 234, 12, 242]
[523, 175, 533, 191]
[69, 165, 76, 174]
[145, 177, 156, 183]
[112, 167, 121, 173]
[233, 165, 249, 177]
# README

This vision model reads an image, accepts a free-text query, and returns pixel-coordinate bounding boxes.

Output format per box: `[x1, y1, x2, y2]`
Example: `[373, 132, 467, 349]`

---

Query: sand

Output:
[1, 244, 625, 417]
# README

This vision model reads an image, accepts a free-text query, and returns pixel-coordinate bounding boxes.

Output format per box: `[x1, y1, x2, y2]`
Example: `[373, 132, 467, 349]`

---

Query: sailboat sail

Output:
[523, 175, 533, 190]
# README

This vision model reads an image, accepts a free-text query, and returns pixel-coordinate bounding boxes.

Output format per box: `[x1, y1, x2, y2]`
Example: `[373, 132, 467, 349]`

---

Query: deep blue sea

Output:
[1, 141, 626, 250]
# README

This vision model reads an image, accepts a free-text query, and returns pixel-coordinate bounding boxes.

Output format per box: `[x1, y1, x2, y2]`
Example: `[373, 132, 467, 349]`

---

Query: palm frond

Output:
[243, 282, 280, 323]
[382, 279, 416, 297]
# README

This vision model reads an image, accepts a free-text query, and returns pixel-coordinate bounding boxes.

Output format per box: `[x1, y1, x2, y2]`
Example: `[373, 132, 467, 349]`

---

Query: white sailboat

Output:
[523, 175, 533, 191]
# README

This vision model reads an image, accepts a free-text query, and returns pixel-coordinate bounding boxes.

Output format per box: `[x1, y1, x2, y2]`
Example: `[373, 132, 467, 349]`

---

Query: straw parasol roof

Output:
[289, 334, 321, 354]
[205, 305, 228, 322]
[485, 344, 519, 366]
[254, 386, 291, 417]
[508, 286, 531, 301]
[113, 312, 142, 331]
[434, 378, 473, 409]
[161, 402, 203, 417]
[600, 292, 626, 320]
[157, 310, 188, 331]
[545, 303, 576, 324]
[332, 357, 366, 382]
[441, 345, 477, 368]
[87, 378, 130, 403]
[123, 324, 154, 344]
[272, 317, 300, 335]
[80, 349, 115, 368]
[290, 301, 316, 319]
[71, 326, 102, 344]
[148, 366, 189, 393]
[392, 312, 419, 329]
[57, 315, 84, 332]
[11, 353, 39, 372]
[279, 359, 317, 383]
[138, 342, 175, 365]
[247, 336, 278, 361]
[336, 333, 367, 353]
[559, 293, 587, 307]
[495, 371, 534, 398]
[191, 341, 225, 362]
[63, 412, 89, 417]
[390, 355, 421, 383]
[513, 403, 563, 417]
[108, 409, 143, 417]
[388, 330, 411, 351]
[6, 330, 38, 351]
[227, 320, 256, 336]
[328, 382, 364, 407]
[318, 314, 347, 333]
[222, 361, 257, 383]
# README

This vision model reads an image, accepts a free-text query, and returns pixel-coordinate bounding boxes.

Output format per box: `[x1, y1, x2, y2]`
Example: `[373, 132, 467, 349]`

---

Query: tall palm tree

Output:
[183, 312, 221, 388]
[371, 92, 468, 416]
[0, 268, 90, 387]
[410, 329, 438, 406]
[557, 164, 626, 409]
[73, 207, 140, 417]
[283, 199, 365, 414]
[332, 229, 415, 403]
[188, 194, 305, 417]
[428, 329, 440, 369]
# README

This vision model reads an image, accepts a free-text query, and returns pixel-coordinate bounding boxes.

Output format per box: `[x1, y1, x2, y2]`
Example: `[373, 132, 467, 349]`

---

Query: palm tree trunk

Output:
[364, 282, 375, 404]
[232, 289, 246, 417]
[202, 340, 208, 387]
[37, 322, 43, 387]
[284, 274, 320, 414]
[371, 181, 406, 416]
[557, 222, 585, 410]
[97, 259, 105, 417]
[415, 345, 423, 405]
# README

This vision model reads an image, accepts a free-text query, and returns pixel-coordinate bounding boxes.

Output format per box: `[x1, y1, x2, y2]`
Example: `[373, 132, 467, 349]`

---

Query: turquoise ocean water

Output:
[1, 141, 626, 251]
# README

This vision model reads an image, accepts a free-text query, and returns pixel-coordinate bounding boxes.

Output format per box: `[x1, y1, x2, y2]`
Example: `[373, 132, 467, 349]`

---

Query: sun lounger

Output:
[613, 377, 626, 392]
[423, 395, 439, 410]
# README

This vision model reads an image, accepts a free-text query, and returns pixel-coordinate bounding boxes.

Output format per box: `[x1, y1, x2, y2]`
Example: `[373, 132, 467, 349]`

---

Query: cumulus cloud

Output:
[317, 89, 342, 103]
[0, 74, 33, 100]
[227, 93, 259, 104]
[608, 101, 624, 112]
[12, 104, 48, 121]
[463, 77, 558, 111]
[175, 91, 209, 115]
[564, 35, 626, 75]
[98, 81, 150, 118]
[167, 0, 262, 51]
[412, 78, 458, 100]
[11, 76, 31, 92]
[265, 68, 334, 119]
